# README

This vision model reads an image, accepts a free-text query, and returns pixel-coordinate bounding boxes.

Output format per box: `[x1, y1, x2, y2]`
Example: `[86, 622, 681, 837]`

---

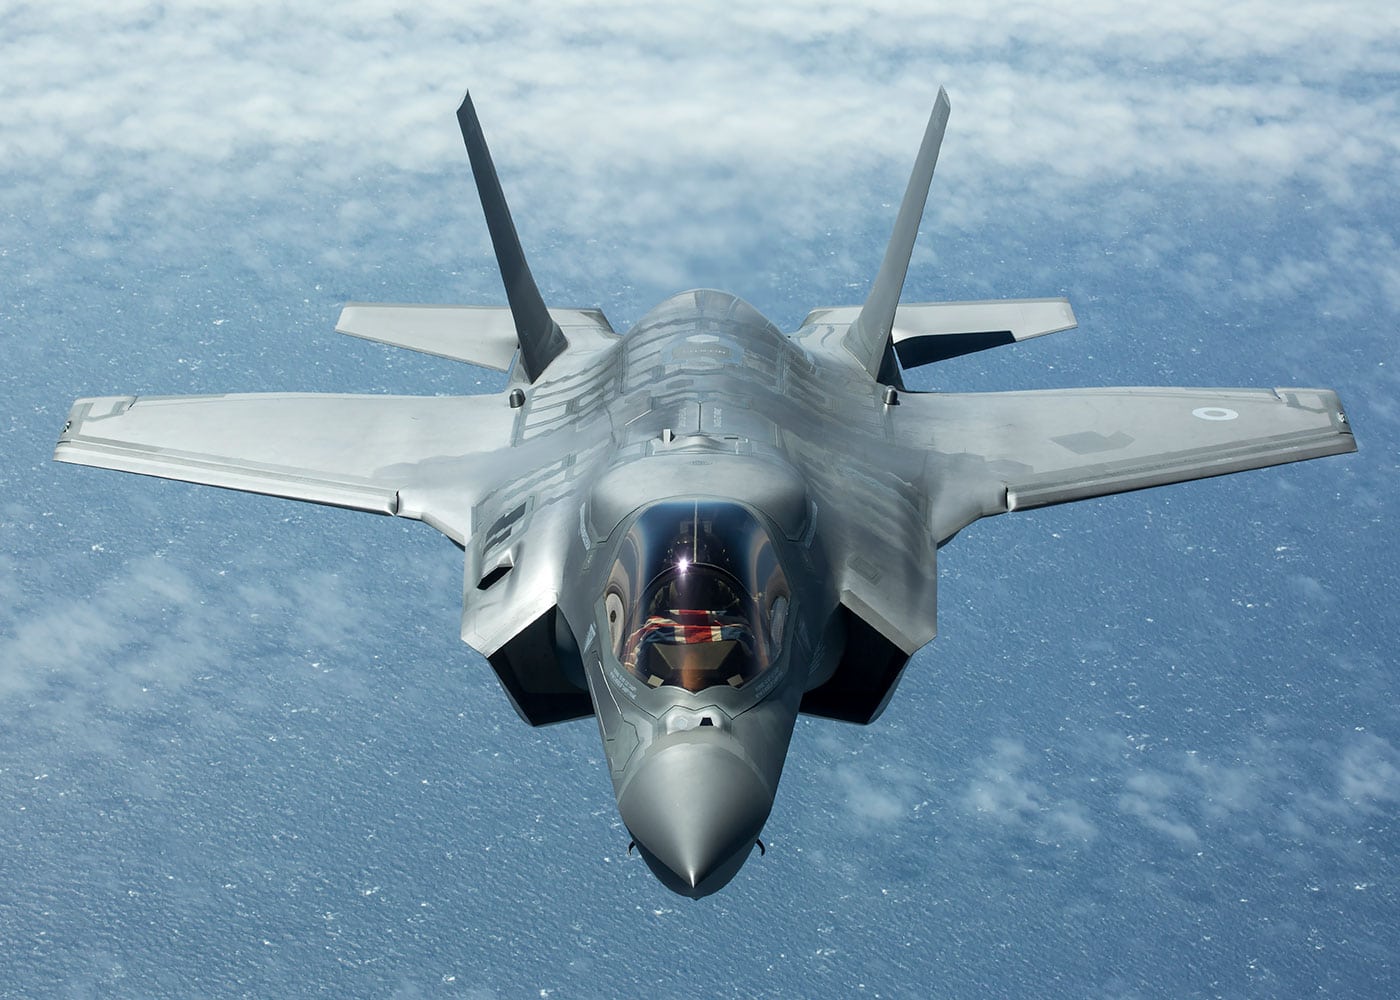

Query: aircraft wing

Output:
[900, 386, 1356, 540]
[54, 392, 520, 544]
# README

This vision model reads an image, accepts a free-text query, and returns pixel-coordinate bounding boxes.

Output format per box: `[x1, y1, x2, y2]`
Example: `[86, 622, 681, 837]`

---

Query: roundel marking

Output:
[1192, 406, 1239, 421]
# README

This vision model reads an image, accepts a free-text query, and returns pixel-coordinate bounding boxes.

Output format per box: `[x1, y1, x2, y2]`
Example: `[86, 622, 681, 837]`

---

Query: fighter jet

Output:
[55, 89, 1356, 897]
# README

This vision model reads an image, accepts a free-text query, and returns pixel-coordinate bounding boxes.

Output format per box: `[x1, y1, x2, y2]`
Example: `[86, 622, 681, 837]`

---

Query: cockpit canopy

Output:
[604, 500, 791, 693]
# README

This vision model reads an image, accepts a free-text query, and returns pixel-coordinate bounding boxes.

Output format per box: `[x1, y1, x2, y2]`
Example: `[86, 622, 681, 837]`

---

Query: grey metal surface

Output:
[53, 89, 1356, 897]
[807, 297, 1077, 368]
[843, 87, 952, 378]
[335, 304, 616, 371]
[456, 93, 569, 382]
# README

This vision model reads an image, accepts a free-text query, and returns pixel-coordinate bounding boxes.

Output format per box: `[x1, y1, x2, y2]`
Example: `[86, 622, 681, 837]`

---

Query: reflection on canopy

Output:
[604, 500, 790, 693]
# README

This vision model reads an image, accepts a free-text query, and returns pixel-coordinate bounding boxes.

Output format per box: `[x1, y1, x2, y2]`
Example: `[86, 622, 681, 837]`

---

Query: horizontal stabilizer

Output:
[336, 303, 616, 371]
[804, 297, 1076, 369]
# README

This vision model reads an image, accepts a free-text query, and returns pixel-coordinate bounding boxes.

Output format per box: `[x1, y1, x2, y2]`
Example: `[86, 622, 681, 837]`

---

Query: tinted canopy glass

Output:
[605, 500, 790, 693]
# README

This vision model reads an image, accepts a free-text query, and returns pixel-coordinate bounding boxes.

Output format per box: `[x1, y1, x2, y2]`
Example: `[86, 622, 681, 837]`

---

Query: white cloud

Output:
[7, 2, 1397, 215]
[0, 547, 386, 753]
[1180, 751, 1265, 820]
[962, 737, 1099, 843]
[4, 0, 1395, 328]
[963, 737, 1040, 819]
[0, 554, 202, 698]
[1337, 734, 1400, 811]
[835, 764, 910, 825]
[1117, 769, 1202, 848]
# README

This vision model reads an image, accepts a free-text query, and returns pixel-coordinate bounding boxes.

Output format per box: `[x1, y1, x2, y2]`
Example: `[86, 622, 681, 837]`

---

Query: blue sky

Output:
[3, 2, 1398, 997]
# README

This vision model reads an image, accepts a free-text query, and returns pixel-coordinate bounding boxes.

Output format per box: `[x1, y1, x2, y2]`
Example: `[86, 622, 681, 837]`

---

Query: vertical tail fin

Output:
[842, 88, 951, 380]
[457, 93, 568, 383]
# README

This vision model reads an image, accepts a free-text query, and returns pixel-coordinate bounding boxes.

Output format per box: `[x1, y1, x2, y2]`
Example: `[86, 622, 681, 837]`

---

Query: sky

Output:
[3, 2, 1399, 997]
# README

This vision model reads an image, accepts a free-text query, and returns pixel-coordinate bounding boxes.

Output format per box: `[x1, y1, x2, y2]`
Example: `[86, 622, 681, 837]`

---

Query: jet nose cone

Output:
[619, 740, 772, 898]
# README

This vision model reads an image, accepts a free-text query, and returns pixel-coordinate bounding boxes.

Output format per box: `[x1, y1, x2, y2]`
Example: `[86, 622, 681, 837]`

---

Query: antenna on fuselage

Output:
[843, 87, 951, 382]
[456, 92, 569, 383]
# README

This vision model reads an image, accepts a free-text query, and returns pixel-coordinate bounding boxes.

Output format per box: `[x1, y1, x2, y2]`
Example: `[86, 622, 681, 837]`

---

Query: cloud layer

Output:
[3, 4, 1397, 997]
[8, 1, 1399, 275]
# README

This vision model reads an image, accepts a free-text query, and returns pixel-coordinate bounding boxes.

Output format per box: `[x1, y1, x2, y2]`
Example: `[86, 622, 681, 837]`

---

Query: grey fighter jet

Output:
[55, 89, 1357, 897]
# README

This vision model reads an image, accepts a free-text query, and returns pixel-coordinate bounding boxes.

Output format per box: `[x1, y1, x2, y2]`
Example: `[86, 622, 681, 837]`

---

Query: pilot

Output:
[608, 501, 788, 693]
